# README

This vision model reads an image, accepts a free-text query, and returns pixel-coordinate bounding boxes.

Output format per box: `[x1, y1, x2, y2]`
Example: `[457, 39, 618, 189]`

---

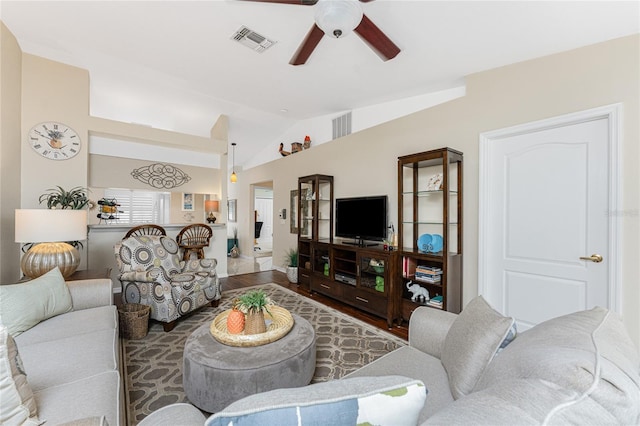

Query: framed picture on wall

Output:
[228, 199, 237, 223]
[182, 193, 194, 211]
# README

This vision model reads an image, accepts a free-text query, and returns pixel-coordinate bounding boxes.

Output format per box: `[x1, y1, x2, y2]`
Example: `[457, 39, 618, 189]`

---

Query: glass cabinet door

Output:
[297, 174, 333, 242]
[298, 179, 314, 240]
[359, 255, 386, 294]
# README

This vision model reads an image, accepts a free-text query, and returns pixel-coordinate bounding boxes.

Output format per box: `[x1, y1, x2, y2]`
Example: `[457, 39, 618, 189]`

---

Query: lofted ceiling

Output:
[1, 1, 638, 168]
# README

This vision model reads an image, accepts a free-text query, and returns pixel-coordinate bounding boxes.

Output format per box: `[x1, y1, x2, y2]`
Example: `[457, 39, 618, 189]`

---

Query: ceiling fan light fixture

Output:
[314, 0, 363, 39]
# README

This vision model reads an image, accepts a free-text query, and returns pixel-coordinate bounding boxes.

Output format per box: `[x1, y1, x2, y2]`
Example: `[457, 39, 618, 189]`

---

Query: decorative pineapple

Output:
[226, 299, 245, 334]
[236, 289, 274, 335]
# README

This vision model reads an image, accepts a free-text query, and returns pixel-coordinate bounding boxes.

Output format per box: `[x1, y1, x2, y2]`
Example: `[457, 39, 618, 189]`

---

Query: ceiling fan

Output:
[241, 0, 401, 66]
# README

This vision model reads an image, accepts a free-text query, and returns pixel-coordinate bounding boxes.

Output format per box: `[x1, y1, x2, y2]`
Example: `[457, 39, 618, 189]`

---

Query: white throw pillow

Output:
[0, 267, 73, 336]
[441, 296, 515, 399]
[0, 325, 40, 425]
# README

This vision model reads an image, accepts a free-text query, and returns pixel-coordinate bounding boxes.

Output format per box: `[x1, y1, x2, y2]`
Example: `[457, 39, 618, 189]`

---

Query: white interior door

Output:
[479, 106, 621, 330]
[255, 196, 273, 246]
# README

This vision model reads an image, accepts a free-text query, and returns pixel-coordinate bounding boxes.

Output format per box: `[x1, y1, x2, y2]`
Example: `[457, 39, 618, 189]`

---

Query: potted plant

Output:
[39, 186, 90, 210]
[235, 289, 273, 335]
[284, 248, 298, 284]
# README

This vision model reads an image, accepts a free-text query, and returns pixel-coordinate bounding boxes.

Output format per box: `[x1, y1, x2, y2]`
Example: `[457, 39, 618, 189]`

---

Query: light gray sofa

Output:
[1, 272, 123, 425]
[139, 296, 640, 425]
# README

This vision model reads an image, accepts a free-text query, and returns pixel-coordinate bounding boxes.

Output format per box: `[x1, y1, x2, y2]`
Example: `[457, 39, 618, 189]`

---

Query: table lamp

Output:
[15, 209, 88, 279]
[205, 200, 220, 224]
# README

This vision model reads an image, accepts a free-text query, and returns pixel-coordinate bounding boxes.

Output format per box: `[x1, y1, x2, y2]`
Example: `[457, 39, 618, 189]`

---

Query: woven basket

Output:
[118, 303, 150, 340]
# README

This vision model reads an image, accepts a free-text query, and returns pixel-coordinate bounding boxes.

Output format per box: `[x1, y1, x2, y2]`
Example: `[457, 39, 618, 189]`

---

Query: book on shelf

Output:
[414, 275, 442, 284]
[402, 256, 417, 278]
[415, 271, 441, 278]
[416, 266, 442, 275]
[426, 295, 443, 308]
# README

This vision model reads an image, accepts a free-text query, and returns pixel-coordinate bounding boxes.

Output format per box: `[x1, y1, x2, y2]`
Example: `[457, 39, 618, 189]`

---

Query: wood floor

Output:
[221, 270, 409, 341]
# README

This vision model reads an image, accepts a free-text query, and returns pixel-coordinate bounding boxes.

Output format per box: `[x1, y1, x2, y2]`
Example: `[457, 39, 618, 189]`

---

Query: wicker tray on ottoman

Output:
[210, 306, 294, 347]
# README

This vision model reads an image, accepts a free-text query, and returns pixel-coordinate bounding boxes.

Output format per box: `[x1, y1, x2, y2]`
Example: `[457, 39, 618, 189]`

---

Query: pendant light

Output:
[230, 142, 237, 183]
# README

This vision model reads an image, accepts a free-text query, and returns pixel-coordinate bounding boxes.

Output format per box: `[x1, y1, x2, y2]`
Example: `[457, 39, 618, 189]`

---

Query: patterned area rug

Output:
[124, 283, 407, 424]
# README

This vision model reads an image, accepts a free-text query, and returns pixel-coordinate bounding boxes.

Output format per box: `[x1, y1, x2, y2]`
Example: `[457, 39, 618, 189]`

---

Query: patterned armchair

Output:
[115, 235, 221, 331]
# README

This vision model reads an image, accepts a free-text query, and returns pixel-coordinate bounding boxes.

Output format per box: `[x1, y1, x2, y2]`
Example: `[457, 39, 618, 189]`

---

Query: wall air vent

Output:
[332, 112, 352, 140]
[231, 26, 276, 53]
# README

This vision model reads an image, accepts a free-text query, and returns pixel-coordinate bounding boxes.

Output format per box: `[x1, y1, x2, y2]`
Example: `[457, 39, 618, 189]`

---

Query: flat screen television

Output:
[335, 196, 387, 245]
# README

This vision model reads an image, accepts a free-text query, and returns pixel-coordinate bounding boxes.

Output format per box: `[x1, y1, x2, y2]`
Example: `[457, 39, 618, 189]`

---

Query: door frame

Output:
[478, 103, 623, 314]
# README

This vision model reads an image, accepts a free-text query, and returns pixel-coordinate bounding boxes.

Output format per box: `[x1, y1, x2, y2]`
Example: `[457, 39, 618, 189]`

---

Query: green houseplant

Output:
[284, 248, 298, 284]
[236, 289, 274, 335]
[39, 186, 90, 210]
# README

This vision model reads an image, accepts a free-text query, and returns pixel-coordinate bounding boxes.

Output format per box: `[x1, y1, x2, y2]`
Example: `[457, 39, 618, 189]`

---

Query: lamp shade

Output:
[314, 0, 363, 39]
[205, 200, 220, 213]
[15, 209, 88, 243]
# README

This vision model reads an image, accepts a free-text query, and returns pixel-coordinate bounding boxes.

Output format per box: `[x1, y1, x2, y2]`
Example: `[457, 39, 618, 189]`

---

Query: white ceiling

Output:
[2, 0, 639, 167]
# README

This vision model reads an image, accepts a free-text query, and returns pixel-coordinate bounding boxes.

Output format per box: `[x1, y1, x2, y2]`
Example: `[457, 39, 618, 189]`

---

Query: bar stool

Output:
[176, 224, 213, 261]
[124, 224, 167, 239]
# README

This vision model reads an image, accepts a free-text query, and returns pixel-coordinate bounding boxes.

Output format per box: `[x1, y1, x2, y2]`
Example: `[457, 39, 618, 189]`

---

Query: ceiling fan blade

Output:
[354, 14, 400, 61]
[290, 24, 325, 65]
[238, 0, 317, 5]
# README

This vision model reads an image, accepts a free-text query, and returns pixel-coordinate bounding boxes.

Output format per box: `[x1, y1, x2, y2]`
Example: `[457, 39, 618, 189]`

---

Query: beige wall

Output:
[0, 35, 224, 283]
[20, 54, 90, 208]
[89, 154, 221, 194]
[239, 35, 640, 345]
[0, 23, 23, 282]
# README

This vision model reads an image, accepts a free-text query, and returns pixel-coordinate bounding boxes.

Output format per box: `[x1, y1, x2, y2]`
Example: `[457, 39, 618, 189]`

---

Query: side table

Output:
[67, 268, 112, 281]
[67, 268, 121, 305]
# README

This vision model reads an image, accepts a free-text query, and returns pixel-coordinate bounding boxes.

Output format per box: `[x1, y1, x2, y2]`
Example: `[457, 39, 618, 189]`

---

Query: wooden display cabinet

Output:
[310, 243, 398, 328]
[297, 174, 333, 292]
[297, 174, 334, 242]
[397, 148, 463, 321]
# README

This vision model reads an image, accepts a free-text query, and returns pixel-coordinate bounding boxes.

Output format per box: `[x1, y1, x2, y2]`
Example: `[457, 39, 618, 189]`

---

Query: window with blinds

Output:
[104, 189, 170, 224]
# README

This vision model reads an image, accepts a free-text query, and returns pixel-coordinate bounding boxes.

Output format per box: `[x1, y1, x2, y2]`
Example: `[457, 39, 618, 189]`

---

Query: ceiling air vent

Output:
[232, 26, 276, 53]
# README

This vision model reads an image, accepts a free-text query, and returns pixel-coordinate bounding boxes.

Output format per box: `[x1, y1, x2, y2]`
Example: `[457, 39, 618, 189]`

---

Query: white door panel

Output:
[481, 112, 615, 329]
[504, 143, 587, 265]
[504, 271, 587, 330]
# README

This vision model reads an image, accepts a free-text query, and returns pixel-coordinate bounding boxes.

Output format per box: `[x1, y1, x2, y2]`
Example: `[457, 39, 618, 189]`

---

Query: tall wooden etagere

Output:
[397, 148, 463, 321]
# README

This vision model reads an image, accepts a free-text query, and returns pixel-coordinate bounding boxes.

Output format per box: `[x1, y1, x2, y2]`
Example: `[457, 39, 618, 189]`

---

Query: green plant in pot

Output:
[39, 186, 90, 210]
[284, 248, 298, 284]
[236, 289, 274, 335]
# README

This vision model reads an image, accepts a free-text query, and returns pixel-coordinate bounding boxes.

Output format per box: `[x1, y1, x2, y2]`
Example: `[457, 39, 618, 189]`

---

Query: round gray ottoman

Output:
[183, 313, 316, 413]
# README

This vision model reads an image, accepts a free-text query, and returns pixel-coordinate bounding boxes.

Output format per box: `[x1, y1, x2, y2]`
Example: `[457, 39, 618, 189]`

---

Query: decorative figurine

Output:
[406, 281, 430, 303]
[279, 143, 291, 156]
